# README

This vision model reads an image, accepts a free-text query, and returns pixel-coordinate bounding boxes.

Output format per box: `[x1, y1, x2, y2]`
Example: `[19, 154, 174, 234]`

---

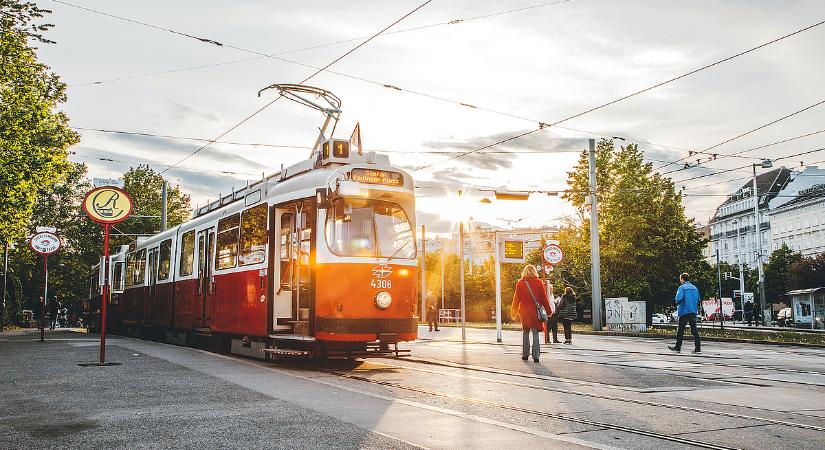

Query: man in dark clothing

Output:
[48, 297, 60, 330]
[669, 273, 701, 353]
[744, 301, 754, 326]
[426, 291, 439, 332]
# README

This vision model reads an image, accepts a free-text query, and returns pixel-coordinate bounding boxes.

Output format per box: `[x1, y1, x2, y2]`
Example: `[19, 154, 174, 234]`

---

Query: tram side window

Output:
[280, 213, 293, 290]
[158, 239, 172, 280]
[134, 249, 146, 286]
[179, 230, 195, 276]
[112, 262, 125, 292]
[239, 203, 268, 266]
[217, 214, 240, 269]
[125, 252, 136, 288]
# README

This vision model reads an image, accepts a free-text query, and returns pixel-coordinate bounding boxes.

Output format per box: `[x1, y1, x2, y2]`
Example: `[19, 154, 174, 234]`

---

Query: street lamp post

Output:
[752, 159, 772, 325]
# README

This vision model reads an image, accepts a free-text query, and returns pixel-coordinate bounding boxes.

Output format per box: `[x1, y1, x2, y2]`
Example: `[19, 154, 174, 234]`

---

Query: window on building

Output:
[158, 239, 172, 280]
[239, 203, 268, 266]
[217, 214, 240, 269]
[179, 230, 195, 276]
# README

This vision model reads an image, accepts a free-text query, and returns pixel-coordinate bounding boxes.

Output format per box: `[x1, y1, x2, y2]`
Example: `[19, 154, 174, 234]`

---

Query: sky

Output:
[36, 0, 825, 234]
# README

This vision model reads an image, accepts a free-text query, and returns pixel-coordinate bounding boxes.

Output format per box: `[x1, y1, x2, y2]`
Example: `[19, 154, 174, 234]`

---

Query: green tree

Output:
[1, 2, 78, 242]
[562, 139, 709, 313]
[789, 253, 825, 290]
[8, 163, 99, 321]
[119, 165, 192, 237]
[764, 244, 802, 307]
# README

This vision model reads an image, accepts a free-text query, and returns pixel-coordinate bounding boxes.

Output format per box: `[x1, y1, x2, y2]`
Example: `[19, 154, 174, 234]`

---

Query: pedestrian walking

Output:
[669, 272, 702, 353]
[558, 287, 577, 345]
[510, 265, 552, 363]
[744, 300, 754, 327]
[544, 284, 561, 344]
[48, 296, 60, 330]
[426, 291, 439, 332]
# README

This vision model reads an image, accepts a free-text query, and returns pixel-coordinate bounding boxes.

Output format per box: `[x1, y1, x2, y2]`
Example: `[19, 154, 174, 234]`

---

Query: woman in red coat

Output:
[510, 265, 552, 362]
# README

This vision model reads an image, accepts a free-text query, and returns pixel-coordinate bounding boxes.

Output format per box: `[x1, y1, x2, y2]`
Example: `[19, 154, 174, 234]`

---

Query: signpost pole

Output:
[41, 255, 48, 342]
[459, 221, 465, 341]
[420, 224, 426, 325]
[494, 232, 502, 343]
[83, 185, 132, 366]
[100, 223, 110, 365]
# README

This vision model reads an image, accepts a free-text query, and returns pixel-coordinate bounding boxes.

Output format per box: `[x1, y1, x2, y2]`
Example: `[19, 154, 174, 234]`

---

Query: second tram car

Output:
[88, 105, 419, 358]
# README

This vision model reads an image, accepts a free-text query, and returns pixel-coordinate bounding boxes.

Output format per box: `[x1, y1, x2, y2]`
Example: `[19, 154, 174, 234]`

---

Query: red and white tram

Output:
[88, 90, 419, 358]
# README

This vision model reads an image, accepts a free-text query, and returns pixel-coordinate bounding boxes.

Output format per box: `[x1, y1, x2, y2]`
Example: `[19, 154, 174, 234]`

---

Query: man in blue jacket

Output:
[669, 272, 701, 353]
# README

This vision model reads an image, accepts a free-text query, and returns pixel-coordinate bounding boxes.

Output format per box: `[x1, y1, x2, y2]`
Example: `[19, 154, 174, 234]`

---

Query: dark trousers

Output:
[745, 312, 753, 326]
[428, 310, 438, 331]
[675, 313, 700, 351]
[545, 316, 559, 343]
[49, 316, 57, 330]
[561, 319, 573, 342]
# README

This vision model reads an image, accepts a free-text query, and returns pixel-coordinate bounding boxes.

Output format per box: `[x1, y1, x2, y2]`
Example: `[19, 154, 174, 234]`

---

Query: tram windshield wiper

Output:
[385, 239, 413, 262]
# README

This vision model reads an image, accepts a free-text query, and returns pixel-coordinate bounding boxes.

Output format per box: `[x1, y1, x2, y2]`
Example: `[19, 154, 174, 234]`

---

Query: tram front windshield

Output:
[325, 198, 415, 258]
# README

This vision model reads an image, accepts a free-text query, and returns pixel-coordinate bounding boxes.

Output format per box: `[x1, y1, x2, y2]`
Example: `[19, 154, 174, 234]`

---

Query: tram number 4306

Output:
[370, 279, 392, 289]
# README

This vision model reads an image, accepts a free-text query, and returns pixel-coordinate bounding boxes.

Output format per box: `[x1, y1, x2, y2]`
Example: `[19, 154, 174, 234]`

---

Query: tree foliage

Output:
[1, 2, 77, 242]
[560, 139, 710, 311]
[789, 253, 825, 291]
[764, 244, 803, 305]
[119, 165, 192, 238]
[4, 163, 193, 325]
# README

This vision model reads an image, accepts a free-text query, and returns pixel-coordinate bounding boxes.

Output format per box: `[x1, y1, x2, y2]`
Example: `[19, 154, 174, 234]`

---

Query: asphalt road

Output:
[2, 326, 825, 449]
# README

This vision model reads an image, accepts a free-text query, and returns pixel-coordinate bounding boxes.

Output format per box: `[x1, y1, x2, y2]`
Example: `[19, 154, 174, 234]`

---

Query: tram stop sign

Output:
[83, 186, 133, 224]
[542, 244, 563, 265]
[29, 231, 61, 255]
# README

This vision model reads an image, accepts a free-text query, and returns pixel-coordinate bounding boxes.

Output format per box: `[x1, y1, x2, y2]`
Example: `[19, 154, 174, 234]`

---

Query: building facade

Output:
[768, 166, 825, 256]
[707, 167, 792, 266]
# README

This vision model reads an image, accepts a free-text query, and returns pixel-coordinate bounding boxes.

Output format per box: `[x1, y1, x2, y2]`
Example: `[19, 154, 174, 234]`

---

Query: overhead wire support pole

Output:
[494, 231, 502, 343]
[753, 164, 767, 325]
[459, 220, 466, 341]
[588, 139, 603, 331]
[421, 224, 426, 325]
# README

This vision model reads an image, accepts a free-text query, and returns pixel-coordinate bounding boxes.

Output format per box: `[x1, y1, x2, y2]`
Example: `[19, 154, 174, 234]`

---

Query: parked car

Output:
[652, 313, 668, 324]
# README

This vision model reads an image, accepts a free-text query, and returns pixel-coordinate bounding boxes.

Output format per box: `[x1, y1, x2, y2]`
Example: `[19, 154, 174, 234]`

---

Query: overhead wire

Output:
[71, 152, 264, 177]
[55, 0, 696, 160]
[54, 1, 825, 184]
[158, 0, 433, 174]
[672, 145, 825, 185]
[657, 99, 825, 174]
[65, 0, 573, 87]
[414, 18, 825, 171]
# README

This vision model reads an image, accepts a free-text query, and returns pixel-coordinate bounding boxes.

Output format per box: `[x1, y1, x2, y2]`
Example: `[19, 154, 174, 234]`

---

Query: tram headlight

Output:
[374, 291, 392, 310]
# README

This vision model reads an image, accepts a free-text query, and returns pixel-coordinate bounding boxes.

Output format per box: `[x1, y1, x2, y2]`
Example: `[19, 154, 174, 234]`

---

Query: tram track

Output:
[324, 369, 738, 450]
[418, 337, 825, 378]
[371, 356, 825, 430]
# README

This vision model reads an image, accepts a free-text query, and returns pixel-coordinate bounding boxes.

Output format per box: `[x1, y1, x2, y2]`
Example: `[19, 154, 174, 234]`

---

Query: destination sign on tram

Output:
[351, 169, 404, 187]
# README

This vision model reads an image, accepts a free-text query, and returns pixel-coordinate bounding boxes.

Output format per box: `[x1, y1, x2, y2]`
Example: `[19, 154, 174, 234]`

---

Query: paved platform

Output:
[2, 326, 824, 449]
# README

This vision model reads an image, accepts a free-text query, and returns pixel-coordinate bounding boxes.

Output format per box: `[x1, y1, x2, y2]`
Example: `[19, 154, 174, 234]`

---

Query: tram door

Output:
[196, 228, 216, 329]
[146, 247, 158, 323]
[271, 202, 313, 335]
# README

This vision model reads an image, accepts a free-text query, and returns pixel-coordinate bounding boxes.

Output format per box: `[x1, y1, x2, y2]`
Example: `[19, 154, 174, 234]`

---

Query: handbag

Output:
[524, 281, 548, 322]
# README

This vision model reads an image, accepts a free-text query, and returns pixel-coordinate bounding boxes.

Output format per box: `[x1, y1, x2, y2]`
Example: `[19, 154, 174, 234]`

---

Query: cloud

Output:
[421, 130, 585, 170]
[166, 102, 221, 125]
[415, 211, 453, 234]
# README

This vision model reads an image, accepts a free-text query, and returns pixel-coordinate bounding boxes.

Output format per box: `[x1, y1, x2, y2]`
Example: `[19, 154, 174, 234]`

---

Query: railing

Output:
[439, 309, 462, 323]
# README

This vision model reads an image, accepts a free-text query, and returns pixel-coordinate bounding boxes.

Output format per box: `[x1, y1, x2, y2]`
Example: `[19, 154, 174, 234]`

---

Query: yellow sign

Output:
[351, 168, 404, 187]
[504, 240, 524, 260]
[83, 186, 133, 224]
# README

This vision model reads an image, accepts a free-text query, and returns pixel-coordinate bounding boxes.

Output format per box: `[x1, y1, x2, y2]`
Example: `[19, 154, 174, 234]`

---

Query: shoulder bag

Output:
[524, 281, 548, 322]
